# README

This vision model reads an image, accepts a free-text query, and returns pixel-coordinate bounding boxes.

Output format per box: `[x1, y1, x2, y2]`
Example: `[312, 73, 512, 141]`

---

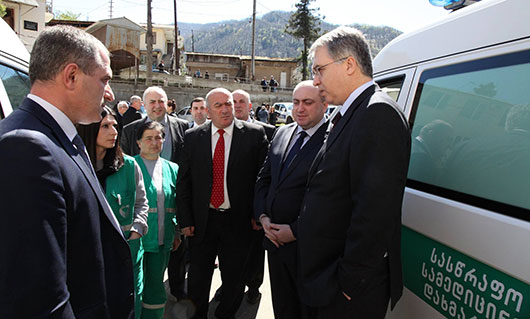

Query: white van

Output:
[0, 18, 31, 119]
[373, 0, 530, 318]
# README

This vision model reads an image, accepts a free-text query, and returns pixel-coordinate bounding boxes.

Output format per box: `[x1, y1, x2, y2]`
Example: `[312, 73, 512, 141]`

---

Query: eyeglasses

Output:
[311, 57, 348, 78]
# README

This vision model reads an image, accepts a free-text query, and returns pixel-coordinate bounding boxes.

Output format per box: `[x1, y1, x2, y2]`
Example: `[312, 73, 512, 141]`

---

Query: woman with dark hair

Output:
[77, 106, 149, 319]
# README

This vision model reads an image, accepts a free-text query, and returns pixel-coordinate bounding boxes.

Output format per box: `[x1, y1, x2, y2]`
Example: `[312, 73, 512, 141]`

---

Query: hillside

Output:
[178, 11, 402, 59]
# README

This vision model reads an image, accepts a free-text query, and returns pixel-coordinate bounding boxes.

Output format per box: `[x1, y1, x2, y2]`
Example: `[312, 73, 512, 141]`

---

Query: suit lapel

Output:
[308, 85, 376, 181]
[227, 119, 243, 173]
[273, 124, 297, 182]
[20, 99, 125, 238]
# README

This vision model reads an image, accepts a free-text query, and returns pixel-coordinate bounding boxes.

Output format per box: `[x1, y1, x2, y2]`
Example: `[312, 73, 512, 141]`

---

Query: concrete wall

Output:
[110, 82, 293, 111]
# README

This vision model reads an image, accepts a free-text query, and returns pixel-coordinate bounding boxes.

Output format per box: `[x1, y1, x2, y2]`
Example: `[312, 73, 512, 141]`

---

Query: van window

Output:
[0, 63, 30, 111]
[408, 49, 530, 219]
[376, 76, 404, 102]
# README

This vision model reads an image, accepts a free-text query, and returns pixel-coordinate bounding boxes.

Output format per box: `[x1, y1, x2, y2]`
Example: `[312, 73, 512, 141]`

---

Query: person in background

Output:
[269, 76, 278, 92]
[189, 97, 208, 128]
[122, 95, 144, 126]
[135, 121, 181, 319]
[257, 104, 269, 123]
[167, 99, 177, 117]
[268, 105, 280, 126]
[204, 71, 210, 79]
[77, 105, 149, 319]
[261, 77, 268, 92]
[117, 101, 129, 116]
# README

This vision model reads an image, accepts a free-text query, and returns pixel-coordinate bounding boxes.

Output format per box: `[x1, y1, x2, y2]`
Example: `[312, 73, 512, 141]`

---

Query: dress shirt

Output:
[338, 80, 375, 117]
[210, 121, 234, 209]
[27, 94, 78, 142]
[285, 117, 326, 156]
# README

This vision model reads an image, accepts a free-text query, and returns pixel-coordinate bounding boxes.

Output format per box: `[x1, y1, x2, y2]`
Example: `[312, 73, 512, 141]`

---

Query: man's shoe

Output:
[245, 290, 261, 305]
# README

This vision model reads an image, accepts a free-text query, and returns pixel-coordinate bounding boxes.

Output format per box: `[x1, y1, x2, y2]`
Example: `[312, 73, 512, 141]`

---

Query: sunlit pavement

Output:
[164, 252, 274, 319]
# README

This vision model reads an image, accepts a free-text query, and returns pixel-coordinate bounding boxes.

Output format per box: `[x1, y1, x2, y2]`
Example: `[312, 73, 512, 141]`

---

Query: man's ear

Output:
[344, 56, 358, 76]
[62, 63, 80, 90]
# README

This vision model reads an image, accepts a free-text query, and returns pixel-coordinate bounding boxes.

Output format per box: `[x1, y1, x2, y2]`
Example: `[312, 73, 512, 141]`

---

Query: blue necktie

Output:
[281, 131, 307, 177]
[72, 134, 96, 177]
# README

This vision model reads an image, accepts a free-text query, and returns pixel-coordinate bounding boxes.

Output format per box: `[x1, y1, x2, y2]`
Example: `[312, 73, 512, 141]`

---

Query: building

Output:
[185, 52, 298, 88]
[2, 0, 51, 51]
[139, 23, 184, 72]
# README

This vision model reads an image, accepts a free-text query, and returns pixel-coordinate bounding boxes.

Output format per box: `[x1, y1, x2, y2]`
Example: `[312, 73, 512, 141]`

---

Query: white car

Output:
[273, 102, 293, 124]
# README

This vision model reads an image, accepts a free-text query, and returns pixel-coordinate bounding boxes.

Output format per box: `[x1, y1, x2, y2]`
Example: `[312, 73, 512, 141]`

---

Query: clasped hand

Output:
[260, 216, 296, 248]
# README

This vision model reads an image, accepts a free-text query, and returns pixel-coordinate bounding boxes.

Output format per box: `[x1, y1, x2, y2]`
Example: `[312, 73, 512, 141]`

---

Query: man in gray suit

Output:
[121, 86, 188, 164]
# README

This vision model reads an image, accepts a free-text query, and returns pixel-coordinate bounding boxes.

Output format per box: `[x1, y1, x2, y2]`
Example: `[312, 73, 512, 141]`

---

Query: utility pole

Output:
[191, 30, 195, 52]
[146, 0, 153, 86]
[251, 0, 256, 82]
[109, 0, 113, 19]
[173, 0, 180, 73]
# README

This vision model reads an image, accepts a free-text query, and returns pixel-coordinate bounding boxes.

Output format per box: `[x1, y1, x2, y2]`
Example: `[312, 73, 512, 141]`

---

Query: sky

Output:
[51, 0, 451, 33]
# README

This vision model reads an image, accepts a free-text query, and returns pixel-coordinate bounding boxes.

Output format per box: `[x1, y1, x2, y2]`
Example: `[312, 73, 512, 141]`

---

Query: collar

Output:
[338, 80, 375, 116]
[211, 120, 235, 137]
[147, 114, 168, 126]
[27, 94, 78, 142]
[296, 116, 326, 138]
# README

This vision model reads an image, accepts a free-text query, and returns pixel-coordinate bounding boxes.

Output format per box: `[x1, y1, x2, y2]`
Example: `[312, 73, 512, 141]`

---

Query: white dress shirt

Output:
[210, 121, 234, 209]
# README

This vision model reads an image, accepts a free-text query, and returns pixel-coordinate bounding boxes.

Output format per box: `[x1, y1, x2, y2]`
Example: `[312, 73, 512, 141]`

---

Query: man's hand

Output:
[182, 226, 195, 237]
[260, 215, 281, 248]
[251, 218, 262, 231]
[172, 235, 182, 251]
[128, 231, 141, 240]
[269, 223, 296, 245]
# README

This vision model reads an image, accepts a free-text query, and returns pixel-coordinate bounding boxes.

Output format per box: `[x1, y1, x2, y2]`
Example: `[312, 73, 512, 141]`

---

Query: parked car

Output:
[274, 102, 293, 124]
[176, 106, 192, 122]
[0, 19, 30, 120]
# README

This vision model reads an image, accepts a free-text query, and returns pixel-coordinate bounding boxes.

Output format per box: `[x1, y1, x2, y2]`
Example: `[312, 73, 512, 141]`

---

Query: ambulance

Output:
[373, 0, 530, 318]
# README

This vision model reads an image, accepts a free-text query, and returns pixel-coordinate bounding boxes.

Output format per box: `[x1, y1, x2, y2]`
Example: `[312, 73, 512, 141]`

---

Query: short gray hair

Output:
[232, 89, 251, 104]
[205, 88, 232, 109]
[143, 86, 167, 103]
[29, 25, 108, 85]
[130, 95, 142, 103]
[309, 26, 373, 78]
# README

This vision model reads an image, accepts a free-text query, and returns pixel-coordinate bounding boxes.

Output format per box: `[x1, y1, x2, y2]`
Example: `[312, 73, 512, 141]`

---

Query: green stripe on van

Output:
[402, 226, 529, 318]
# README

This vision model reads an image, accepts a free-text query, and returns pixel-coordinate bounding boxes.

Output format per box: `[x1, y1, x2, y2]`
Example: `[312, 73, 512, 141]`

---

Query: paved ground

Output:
[164, 253, 274, 319]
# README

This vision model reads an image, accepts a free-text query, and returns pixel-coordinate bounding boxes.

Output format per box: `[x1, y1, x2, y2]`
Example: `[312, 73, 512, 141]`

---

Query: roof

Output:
[185, 51, 297, 62]
[85, 17, 145, 34]
[4, 0, 38, 7]
[373, 0, 530, 74]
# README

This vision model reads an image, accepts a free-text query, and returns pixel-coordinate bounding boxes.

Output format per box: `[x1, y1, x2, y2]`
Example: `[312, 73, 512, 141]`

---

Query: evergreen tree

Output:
[285, 0, 322, 80]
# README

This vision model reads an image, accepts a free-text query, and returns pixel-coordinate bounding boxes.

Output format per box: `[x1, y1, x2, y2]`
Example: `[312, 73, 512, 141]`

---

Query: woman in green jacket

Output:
[77, 106, 149, 319]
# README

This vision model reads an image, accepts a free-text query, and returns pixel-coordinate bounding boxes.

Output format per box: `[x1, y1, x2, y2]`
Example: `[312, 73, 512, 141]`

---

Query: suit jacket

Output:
[254, 122, 327, 254]
[176, 119, 268, 242]
[0, 98, 134, 318]
[121, 115, 188, 164]
[298, 85, 411, 309]
[121, 107, 143, 126]
[251, 118, 276, 141]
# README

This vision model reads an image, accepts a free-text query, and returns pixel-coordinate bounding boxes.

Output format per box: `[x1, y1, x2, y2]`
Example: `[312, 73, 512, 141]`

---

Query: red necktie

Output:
[210, 129, 225, 208]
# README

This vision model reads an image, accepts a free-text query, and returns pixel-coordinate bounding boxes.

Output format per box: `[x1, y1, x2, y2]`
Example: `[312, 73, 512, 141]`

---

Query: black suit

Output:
[298, 85, 410, 318]
[254, 121, 327, 319]
[177, 119, 268, 319]
[0, 98, 134, 318]
[121, 107, 143, 126]
[121, 115, 188, 164]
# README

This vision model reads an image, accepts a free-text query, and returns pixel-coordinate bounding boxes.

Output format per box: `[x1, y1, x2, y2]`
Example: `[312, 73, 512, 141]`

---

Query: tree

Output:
[285, 0, 321, 80]
[55, 10, 82, 21]
[0, 0, 7, 18]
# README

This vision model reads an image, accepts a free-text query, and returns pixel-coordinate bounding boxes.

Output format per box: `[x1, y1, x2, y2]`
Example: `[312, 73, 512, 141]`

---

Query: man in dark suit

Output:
[121, 86, 188, 164]
[211, 89, 276, 304]
[177, 88, 268, 319]
[298, 26, 411, 319]
[254, 80, 328, 319]
[121, 95, 144, 126]
[189, 97, 208, 128]
[0, 26, 134, 318]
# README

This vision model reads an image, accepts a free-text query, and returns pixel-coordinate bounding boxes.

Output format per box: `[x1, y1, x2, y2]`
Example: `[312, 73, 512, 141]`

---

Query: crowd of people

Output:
[0, 25, 410, 319]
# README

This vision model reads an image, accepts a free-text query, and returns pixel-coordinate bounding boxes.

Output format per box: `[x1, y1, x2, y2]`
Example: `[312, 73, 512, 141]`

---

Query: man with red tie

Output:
[177, 88, 268, 319]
